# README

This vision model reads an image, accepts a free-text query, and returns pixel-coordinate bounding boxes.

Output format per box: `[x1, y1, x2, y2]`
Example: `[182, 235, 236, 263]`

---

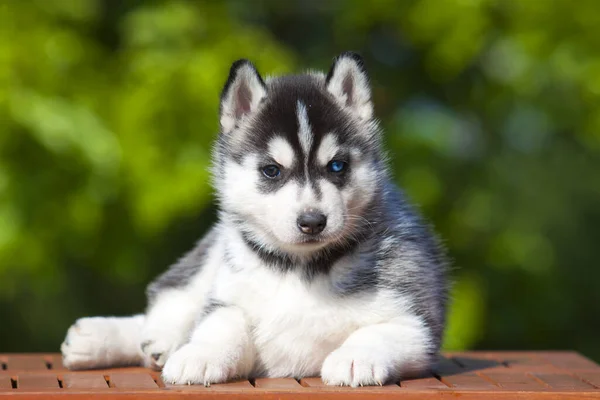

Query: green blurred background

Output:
[1, 0, 599, 361]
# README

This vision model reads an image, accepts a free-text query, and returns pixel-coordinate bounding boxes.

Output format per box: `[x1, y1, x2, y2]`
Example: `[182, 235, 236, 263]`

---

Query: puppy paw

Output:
[140, 321, 188, 370]
[321, 346, 394, 387]
[61, 317, 121, 370]
[140, 329, 183, 370]
[162, 344, 239, 386]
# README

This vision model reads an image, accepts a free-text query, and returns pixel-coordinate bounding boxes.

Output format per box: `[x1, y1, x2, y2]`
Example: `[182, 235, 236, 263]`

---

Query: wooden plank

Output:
[211, 379, 253, 389]
[6, 355, 48, 371]
[432, 356, 464, 375]
[299, 377, 326, 387]
[166, 379, 254, 390]
[538, 352, 600, 370]
[109, 373, 158, 389]
[0, 376, 12, 390]
[504, 355, 552, 368]
[62, 374, 109, 389]
[532, 372, 595, 389]
[16, 374, 59, 389]
[300, 377, 401, 389]
[3, 352, 600, 398]
[453, 356, 504, 372]
[482, 371, 547, 390]
[44, 355, 65, 371]
[574, 371, 600, 388]
[254, 378, 302, 389]
[440, 373, 497, 390]
[401, 376, 449, 390]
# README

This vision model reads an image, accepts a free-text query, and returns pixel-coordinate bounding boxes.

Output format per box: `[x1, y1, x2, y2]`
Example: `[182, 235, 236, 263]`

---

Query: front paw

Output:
[161, 344, 239, 386]
[61, 317, 117, 370]
[140, 328, 184, 370]
[321, 346, 394, 387]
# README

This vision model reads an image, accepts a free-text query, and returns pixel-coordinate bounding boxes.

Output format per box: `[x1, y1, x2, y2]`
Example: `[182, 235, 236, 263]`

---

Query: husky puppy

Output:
[61, 52, 448, 387]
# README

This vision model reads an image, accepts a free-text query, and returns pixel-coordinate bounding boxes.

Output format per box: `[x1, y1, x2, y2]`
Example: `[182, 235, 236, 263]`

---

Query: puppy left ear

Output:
[220, 59, 267, 135]
[326, 52, 373, 120]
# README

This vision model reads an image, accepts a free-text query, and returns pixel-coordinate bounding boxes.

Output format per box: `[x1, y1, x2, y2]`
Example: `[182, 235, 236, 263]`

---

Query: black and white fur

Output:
[61, 52, 448, 387]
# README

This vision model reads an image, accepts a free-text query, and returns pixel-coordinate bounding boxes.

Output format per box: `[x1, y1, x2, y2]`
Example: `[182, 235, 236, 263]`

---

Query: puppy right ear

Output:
[219, 59, 267, 135]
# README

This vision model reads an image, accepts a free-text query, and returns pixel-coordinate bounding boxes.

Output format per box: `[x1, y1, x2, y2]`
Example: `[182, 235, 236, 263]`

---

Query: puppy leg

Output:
[162, 306, 255, 386]
[140, 288, 205, 369]
[61, 315, 145, 370]
[321, 315, 433, 387]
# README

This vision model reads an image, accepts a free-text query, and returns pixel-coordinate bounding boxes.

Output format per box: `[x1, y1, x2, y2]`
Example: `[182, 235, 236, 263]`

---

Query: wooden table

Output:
[1, 352, 599, 398]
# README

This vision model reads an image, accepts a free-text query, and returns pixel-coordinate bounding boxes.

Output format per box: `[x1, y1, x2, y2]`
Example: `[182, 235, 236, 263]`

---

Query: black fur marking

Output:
[145, 227, 218, 303]
[201, 298, 227, 318]
[219, 59, 266, 108]
[325, 51, 368, 86]
[222, 75, 370, 195]
[376, 185, 449, 350]
[238, 186, 385, 284]
[332, 253, 380, 296]
[256, 154, 305, 194]
[241, 231, 362, 281]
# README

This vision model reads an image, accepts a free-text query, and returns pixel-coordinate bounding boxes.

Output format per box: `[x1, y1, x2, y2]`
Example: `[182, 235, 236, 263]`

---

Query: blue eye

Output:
[262, 165, 281, 178]
[328, 160, 347, 173]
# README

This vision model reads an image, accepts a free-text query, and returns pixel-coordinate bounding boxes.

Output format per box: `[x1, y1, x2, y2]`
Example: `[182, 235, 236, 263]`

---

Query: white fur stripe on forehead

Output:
[268, 137, 295, 168]
[297, 101, 313, 155]
[317, 133, 339, 166]
[326, 53, 373, 120]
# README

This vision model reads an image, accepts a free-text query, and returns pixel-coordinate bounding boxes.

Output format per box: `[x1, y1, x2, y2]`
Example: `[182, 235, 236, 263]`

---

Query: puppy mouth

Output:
[298, 238, 322, 245]
[285, 235, 328, 250]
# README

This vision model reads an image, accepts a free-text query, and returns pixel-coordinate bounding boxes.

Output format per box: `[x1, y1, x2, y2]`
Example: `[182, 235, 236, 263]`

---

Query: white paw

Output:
[321, 346, 394, 387]
[140, 327, 185, 370]
[61, 317, 121, 370]
[161, 344, 238, 386]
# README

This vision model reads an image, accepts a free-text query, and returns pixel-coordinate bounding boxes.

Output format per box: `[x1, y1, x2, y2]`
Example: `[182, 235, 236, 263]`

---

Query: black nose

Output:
[297, 212, 327, 235]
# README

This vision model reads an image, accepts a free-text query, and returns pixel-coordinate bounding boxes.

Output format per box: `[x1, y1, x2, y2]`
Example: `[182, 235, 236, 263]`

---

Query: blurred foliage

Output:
[1, 0, 599, 361]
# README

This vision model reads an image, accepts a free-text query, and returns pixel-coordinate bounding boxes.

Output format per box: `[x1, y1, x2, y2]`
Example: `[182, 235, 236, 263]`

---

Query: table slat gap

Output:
[573, 371, 600, 389]
[526, 372, 552, 389]
[254, 377, 303, 389]
[474, 371, 501, 387]
[532, 372, 595, 389]
[438, 372, 498, 390]
[481, 371, 548, 391]
[298, 377, 324, 387]
[110, 372, 159, 389]
[3, 352, 600, 396]
[16, 374, 60, 389]
[62, 374, 110, 389]
[153, 375, 166, 388]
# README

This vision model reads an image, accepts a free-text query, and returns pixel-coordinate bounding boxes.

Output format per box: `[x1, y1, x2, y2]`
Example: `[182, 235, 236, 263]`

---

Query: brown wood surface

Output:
[254, 378, 303, 389]
[15, 374, 59, 389]
[0, 352, 598, 399]
[0, 377, 12, 390]
[6, 355, 48, 371]
[62, 374, 109, 389]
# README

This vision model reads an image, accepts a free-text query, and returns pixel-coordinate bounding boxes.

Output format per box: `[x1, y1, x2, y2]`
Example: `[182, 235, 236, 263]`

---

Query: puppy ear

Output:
[220, 59, 267, 134]
[325, 52, 373, 120]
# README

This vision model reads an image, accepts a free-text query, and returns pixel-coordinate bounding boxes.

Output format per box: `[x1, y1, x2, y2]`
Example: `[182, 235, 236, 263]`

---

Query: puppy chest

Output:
[238, 274, 376, 373]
